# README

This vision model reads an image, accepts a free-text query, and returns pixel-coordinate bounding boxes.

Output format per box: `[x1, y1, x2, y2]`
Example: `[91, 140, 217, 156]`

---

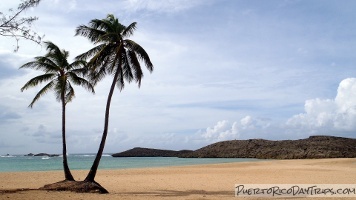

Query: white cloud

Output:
[286, 78, 356, 132]
[199, 116, 272, 142]
[200, 120, 238, 141]
[336, 78, 356, 113]
[240, 116, 271, 130]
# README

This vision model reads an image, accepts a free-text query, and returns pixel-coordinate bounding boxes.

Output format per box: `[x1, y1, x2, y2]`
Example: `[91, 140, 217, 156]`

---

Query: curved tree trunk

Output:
[84, 68, 120, 182]
[62, 92, 75, 181]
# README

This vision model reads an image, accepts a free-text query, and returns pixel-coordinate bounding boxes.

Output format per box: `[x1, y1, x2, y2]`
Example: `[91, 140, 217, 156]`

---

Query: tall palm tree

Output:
[75, 14, 153, 182]
[20, 41, 95, 181]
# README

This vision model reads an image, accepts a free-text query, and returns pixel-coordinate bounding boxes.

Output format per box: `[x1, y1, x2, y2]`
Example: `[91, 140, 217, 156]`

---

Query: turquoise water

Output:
[0, 154, 260, 172]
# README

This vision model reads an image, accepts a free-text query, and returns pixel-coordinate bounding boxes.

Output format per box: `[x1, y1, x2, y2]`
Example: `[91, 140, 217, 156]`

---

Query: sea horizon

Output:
[0, 153, 261, 172]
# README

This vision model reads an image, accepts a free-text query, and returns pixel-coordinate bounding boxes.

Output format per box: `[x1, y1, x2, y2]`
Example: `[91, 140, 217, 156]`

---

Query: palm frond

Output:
[54, 78, 65, 102]
[127, 50, 143, 87]
[121, 49, 133, 83]
[116, 65, 125, 91]
[68, 60, 88, 76]
[28, 81, 55, 108]
[85, 44, 117, 84]
[91, 18, 112, 32]
[124, 40, 153, 72]
[21, 73, 57, 92]
[21, 40, 95, 108]
[104, 47, 120, 74]
[75, 25, 106, 43]
[75, 15, 154, 91]
[89, 44, 113, 67]
[20, 58, 59, 73]
[42, 41, 70, 68]
[65, 82, 75, 104]
[67, 72, 95, 93]
[122, 22, 137, 38]
[35, 56, 61, 72]
[102, 14, 126, 33]
[99, 32, 120, 43]
[75, 44, 106, 62]
[44, 41, 61, 54]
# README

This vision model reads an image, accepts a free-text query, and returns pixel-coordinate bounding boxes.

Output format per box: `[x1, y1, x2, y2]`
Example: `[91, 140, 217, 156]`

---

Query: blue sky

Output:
[0, 0, 356, 154]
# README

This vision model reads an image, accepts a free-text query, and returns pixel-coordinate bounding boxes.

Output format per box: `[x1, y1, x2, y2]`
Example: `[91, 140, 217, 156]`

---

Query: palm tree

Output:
[75, 14, 153, 183]
[20, 41, 95, 181]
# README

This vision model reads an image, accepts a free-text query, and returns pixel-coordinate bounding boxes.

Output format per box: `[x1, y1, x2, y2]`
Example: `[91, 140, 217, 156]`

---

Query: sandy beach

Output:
[0, 158, 355, 199]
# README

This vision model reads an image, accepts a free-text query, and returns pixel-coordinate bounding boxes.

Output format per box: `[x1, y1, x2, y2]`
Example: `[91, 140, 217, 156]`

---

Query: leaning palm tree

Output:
[20, 41, 95, 181]
[75, 14, 153, 185]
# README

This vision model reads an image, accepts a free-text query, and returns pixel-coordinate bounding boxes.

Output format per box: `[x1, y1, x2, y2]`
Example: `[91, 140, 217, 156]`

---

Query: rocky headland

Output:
[112, 136, 356, 159]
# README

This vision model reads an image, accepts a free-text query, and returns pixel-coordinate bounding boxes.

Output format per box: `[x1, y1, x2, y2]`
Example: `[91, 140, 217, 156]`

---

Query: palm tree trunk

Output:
[84, 68, 120, 182]
[62, 92, 74, 181]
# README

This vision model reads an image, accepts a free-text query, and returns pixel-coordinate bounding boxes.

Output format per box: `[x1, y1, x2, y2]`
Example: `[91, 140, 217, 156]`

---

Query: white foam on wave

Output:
[0, 155, 15, 158]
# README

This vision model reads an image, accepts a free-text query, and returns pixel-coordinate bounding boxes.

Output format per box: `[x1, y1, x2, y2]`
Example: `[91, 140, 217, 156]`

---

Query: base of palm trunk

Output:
[40, 180, 109, 194]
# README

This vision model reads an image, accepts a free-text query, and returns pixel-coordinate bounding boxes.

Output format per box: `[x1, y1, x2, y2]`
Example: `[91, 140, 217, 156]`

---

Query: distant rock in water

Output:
[34, 153, 60, 157]
[24, 153, 60, 157]
[180, 136, 356, 159]
[112, 147, 193, 157]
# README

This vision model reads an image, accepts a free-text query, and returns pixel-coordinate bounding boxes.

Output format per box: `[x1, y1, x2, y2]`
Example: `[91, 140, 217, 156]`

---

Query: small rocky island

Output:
[25, 153, 60, 157]
[112, 136, 356, 159]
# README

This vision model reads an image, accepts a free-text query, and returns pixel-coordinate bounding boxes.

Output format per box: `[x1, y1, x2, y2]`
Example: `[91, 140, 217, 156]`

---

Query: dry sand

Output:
[0, 158, 355, 199]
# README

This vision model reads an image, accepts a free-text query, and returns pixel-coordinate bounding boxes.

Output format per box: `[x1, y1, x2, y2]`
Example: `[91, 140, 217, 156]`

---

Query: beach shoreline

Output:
[0, 158, 355, 199]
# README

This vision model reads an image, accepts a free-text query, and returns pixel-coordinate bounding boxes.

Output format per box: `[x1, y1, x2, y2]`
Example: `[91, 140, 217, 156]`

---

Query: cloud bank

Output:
[197, 78, 356, 143]
[198, 116, 273, 142]
[287, 78, 356, 133]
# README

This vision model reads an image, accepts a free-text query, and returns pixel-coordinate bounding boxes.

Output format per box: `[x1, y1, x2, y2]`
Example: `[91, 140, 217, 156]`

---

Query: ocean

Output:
[0, 154, 260, 172]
